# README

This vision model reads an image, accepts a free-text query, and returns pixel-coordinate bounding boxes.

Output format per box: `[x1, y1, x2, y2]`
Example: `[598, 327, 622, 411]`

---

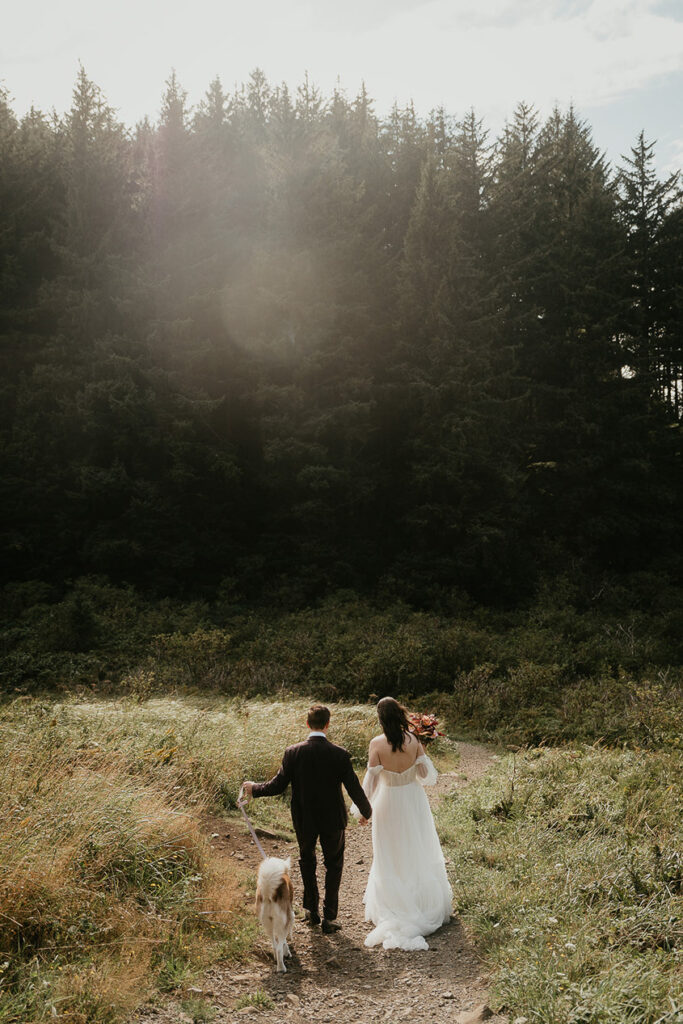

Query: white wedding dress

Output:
[353, 753, 452, 951]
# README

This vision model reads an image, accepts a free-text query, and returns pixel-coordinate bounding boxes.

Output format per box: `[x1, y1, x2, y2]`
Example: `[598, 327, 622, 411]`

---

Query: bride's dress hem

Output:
[363, 905, 452, 951]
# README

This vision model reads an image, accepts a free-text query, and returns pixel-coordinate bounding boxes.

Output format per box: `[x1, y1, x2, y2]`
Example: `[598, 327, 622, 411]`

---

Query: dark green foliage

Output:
[1, 71, 682, 610]
[3, 580, 682, 748]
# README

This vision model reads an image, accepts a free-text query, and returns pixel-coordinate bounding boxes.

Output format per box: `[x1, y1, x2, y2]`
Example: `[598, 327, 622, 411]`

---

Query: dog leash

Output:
[237, 785, 268, 861]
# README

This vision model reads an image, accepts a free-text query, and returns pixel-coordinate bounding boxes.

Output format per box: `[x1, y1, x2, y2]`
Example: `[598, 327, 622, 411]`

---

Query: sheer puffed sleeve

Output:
[350, 764, 383, 816]
[415, 753, 438, 787]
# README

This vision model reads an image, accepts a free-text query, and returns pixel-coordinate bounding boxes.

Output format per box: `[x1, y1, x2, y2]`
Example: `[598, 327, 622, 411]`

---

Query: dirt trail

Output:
[137, 742, 507, 1024]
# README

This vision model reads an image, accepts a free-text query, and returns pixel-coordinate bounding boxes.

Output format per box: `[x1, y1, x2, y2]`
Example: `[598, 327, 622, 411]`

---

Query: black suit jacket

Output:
[252, 735, 372, 835]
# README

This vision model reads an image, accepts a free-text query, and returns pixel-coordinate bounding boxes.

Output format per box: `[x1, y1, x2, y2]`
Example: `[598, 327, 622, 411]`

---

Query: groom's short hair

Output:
[307, 705, 330, 730]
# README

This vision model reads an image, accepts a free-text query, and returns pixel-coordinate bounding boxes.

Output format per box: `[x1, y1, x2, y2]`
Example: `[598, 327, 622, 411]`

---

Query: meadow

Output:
[1, 578, 681, 1022]
[1, 691, 680, 1024]
[0, 696, 377, 1023]
[435, 745, 683, 1024]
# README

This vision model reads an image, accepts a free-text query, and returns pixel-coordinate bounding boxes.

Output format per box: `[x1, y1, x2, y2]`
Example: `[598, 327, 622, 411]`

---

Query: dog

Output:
[255, 856, 295, 972]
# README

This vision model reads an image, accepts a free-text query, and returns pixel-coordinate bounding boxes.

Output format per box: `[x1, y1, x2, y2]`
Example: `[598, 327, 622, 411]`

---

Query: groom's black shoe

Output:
[304, 910, 321, 927]
[321, 919, 341, 934]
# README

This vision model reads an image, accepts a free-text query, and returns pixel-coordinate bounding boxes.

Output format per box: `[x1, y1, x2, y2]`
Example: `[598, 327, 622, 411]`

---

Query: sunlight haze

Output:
[3, 0, 683, 173]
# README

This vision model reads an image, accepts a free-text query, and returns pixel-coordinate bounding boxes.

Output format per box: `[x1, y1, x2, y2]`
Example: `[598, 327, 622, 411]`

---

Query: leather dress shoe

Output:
[304, 910, 321, 926]
[321, 919, 341, 934]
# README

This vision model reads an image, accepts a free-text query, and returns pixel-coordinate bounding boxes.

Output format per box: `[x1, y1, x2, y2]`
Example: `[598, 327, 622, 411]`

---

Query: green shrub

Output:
[2, 581, 682, 748]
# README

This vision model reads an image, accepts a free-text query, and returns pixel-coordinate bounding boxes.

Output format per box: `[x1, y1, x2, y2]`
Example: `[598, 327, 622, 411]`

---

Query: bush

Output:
[430, 666, 683, 748]
[2, 581, 682, 749]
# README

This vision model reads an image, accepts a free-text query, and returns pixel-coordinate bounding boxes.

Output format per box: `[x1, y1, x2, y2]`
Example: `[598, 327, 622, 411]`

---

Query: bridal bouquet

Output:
[407, 712, 443, 745]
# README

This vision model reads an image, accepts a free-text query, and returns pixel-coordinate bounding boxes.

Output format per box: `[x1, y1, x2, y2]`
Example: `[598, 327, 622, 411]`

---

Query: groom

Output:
[242, 705, 372, 933]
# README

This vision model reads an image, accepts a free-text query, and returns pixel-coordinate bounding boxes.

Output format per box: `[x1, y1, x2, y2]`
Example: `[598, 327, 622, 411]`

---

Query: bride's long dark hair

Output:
[377, 697, 412, 752]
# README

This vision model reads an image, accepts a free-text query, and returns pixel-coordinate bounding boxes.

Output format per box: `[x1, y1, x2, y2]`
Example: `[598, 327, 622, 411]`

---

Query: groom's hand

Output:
[242, 781, 254, 801]
[359, 816, 369, 825]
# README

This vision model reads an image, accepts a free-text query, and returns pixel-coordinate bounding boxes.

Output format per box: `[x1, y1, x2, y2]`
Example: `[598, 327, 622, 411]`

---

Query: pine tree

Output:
[618, 132, 682, 408]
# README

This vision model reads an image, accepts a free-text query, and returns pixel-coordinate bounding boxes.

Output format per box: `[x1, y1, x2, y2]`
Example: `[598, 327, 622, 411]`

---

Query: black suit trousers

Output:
[296, 827, 345, 921]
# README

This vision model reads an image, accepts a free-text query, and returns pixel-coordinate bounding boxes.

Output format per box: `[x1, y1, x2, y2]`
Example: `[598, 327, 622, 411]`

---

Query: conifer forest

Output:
[2, 68, 682, 611]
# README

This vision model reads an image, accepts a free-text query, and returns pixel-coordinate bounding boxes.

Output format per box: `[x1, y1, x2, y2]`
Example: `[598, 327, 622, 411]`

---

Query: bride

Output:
[353, 697, 453, 951]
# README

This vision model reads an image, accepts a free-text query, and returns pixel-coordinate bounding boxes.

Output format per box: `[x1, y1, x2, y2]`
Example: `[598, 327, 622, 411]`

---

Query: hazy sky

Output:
[3, 0, 683, 175]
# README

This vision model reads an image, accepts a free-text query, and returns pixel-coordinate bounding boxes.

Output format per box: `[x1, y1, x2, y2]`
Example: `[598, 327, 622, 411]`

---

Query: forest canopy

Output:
[1, 67, 682, 608]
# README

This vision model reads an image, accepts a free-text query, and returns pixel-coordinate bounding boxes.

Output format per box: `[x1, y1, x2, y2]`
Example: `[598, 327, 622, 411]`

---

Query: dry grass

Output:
[45, 693, 379, 803]
[0, 697, 256, 1023]
[0, 694, 379, 1023]
[6, 690, 679, 1023]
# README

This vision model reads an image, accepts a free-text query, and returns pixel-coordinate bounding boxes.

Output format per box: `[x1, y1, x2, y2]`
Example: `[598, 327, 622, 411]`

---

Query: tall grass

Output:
[3, 690, 680, 1023]
[0, 695, 379, 1022]
[40, 695, 378, 803]
[436, 746, 683, 1023]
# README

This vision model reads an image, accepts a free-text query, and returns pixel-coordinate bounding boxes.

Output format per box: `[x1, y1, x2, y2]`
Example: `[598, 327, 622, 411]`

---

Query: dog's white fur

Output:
[255, 857, 294, 973]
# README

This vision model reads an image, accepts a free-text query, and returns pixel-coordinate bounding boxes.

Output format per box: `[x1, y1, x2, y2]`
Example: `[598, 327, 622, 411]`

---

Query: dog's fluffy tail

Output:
[257, 857, 292, 901]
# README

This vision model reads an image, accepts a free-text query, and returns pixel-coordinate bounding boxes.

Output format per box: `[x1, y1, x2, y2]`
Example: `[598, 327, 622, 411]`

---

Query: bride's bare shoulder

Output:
[368, 734, 385, 767]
